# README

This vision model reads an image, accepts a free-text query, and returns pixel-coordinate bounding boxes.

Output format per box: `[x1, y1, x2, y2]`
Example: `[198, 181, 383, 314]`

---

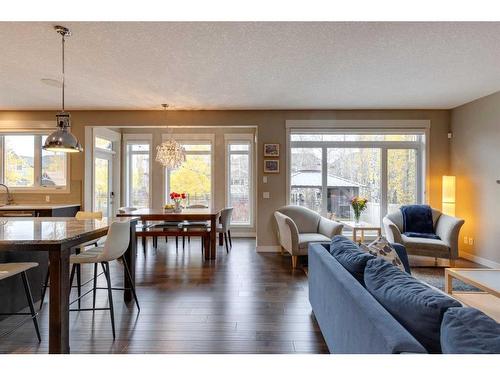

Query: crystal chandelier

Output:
[155, 104, 186, 169]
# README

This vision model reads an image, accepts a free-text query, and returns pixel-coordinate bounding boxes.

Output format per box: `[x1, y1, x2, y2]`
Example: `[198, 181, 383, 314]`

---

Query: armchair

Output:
[383, 208, 464, 266]
[274, 205, 343, 268]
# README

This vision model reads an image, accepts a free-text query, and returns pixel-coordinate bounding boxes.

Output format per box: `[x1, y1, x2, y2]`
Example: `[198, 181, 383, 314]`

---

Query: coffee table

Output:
[445, 268, 500, 322]
[340, 220, 381, 243]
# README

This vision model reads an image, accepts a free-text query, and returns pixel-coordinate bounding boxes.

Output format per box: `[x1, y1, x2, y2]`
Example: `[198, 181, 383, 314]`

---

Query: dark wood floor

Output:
[0, 238, 328, 354]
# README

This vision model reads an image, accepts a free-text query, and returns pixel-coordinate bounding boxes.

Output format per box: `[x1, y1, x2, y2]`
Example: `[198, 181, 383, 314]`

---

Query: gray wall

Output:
[451, 91, 500, 265]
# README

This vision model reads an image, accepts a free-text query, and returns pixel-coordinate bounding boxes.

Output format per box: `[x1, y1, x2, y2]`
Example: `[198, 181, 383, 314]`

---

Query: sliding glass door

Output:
[289, 132, 424, 226]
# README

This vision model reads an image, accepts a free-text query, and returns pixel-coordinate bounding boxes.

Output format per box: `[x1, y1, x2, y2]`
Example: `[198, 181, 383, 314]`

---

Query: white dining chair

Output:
[216, 207, 234, 253]
[68, 220, 139, 339]
[0, 262, 41, 342]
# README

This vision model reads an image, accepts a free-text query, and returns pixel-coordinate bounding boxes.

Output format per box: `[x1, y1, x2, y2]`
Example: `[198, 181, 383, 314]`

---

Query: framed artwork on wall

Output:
[263, 143, 280, 157]
[264, 159, 280, 173]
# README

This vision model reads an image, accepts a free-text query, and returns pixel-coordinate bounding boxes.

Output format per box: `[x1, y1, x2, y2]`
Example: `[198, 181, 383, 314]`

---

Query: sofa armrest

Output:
[383, 216, 403, 244]
[435, 214, 465, 259]
[318, 217, 344, 239]
[274, 211, 299, 255]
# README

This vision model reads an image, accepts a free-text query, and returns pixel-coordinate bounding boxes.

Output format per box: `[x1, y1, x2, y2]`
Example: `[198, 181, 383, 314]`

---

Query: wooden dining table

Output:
[0, 216, 138, 354]
[117, 208, 221, 260]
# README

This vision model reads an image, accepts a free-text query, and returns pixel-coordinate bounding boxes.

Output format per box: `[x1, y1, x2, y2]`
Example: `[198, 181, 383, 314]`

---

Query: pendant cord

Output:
[62, 33, 65, 112]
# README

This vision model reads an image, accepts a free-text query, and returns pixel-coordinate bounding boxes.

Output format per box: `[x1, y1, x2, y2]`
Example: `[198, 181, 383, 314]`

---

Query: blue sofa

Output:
[308, 242, 428, 354]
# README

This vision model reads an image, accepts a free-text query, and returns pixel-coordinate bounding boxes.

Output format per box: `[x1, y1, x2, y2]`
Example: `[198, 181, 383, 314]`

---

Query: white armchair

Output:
[383, 208, 464, 266]
[274, 205, 343, 268]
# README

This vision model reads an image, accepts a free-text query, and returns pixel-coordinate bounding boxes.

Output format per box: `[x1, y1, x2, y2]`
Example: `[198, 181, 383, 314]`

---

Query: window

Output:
[0, 134, 68, 190]
[289, 131, 425, 226]
[227, 140, 253, 226]
[165, 139, 212, 208]
[125, 141, 151, 208]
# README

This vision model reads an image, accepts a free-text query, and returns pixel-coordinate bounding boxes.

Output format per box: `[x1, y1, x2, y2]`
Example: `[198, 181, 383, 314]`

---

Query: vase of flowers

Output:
[170, 192, 186, 213]
[350, 196, 368, 224]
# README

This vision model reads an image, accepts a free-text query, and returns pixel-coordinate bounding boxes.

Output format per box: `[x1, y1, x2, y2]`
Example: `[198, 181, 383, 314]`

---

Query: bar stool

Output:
[0, 262, 41, 342]
[40, 210, 104, 310]
[68, 220, 140, 339]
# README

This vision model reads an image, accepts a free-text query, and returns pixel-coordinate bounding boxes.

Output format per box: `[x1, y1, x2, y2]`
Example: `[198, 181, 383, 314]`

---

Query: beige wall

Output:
[450, 91, 500, 266]
[0, 109, 450, 248]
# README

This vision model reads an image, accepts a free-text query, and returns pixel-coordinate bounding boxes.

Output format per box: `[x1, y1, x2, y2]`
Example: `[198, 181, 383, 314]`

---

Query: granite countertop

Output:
[0, 203, 80, 210]
[0, 217, 137, 244]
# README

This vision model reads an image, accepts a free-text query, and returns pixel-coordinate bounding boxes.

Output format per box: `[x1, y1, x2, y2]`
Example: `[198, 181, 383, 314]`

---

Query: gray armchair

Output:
[383, 208, 464, 266]
[274, 205, 343, 268]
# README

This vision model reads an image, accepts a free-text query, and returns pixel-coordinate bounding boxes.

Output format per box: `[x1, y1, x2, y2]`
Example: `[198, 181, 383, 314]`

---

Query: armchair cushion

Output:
[403, 231, 441, 240]
[298, 233, 331, 250]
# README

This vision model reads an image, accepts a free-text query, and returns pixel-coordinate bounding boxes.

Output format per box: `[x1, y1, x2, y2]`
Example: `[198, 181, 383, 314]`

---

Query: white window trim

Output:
[286, 120, 430, 224]
[162, 133, 215, 208]
[224, 133, 255, 228]
[0, 129, 70, 193]
[122, 133, 153, 208]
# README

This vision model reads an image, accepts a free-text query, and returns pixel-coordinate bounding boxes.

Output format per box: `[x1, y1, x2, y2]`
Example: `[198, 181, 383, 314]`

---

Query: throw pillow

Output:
[441, 307, 500, 354]
[364, 258, 462, 353]
[360, 236, 405, 272]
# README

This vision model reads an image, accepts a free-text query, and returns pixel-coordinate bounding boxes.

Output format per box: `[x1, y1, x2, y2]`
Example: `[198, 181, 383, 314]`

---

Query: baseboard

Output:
[230, 232, 256, 238]
[256, 245, 281, 253]
[460, 251, 500, 268]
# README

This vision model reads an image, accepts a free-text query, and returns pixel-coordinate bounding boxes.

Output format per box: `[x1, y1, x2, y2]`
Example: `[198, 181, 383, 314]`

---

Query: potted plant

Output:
[350, 196, 368, 224]
[169, 192, 186, 213]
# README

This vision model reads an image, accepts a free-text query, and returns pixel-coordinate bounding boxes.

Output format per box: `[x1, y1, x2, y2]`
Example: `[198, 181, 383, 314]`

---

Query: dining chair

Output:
[0, 262, 41, 342]
[216, 207, 234, 253]
[40, 210, 104, 310]
[68, 220, 140, 339]
[119, 207, 154, 253]
[178, 204, 209, 248]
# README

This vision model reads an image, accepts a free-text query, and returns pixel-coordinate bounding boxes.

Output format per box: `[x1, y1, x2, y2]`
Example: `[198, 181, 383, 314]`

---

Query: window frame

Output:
[123, 134, 152, 208]
[225, 133, 255, 228]
[162, 133, 215, 208]
[286, 121, 429, 225]
[0, 131, 70, 193]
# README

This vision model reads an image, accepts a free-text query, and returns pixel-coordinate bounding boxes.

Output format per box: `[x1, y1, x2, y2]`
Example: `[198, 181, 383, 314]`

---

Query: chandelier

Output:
[155, 104, 186, 169]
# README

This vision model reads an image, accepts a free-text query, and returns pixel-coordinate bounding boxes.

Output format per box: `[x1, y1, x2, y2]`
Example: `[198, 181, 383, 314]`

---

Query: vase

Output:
[174, 201, 182, 213]
[354, 213, 361, 224]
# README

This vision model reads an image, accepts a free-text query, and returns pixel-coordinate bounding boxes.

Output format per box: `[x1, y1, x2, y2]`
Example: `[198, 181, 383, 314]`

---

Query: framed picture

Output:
[264, 159, 280, 173]
[264, 143, 280, 157]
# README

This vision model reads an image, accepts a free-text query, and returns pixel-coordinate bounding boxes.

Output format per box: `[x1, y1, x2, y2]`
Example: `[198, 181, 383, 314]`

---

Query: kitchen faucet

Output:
[0, 184, 13, 206]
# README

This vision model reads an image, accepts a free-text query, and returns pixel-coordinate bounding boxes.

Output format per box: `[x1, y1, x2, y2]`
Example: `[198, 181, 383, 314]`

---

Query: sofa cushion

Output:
[298, 233, 331, 249]
[359, 237, 405, 272]
[441, 307, 500, 354]
[330, 236, 374, 284]
[364, 258, 461, 353]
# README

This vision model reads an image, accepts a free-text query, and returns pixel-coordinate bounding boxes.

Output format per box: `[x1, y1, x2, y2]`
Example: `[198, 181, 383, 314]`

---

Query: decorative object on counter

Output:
[155, 104, 186, 169]
[170, 192, 186, 213]
[264, 159, 279, 173]
[43, 26, 82, 153]
[264, 143, 280, 157]
[350, 196, 368, 223]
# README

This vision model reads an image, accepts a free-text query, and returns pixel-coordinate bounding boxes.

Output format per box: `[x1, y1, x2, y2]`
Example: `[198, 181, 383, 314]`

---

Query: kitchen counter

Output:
[0, 203, 80, 210]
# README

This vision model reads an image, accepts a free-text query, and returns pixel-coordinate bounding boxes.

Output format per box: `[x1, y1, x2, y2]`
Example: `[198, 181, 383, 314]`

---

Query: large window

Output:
[125, 140, 151, 208]
[165, 139, 212, 208]
[0, 134, 68, 190]
[226, 139, 253, 226]
[289, 131, 425, 226]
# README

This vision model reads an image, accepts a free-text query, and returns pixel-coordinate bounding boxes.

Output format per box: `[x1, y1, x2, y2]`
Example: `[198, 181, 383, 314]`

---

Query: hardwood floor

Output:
[0, 238, 328, 354]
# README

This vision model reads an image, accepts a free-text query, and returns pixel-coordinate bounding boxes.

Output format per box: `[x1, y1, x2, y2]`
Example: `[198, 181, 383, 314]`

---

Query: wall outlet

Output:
[45, 195, 50, 202]
[263, 192, 270, 199]
[468, 237, 474, 245]
[463, 236, 468, 244]
[263, 176, 268, 184]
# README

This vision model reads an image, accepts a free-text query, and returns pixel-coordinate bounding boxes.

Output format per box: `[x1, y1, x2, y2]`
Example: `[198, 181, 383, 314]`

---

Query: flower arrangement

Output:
[169, 192, 186, 213]
[350, 196, 368, 223]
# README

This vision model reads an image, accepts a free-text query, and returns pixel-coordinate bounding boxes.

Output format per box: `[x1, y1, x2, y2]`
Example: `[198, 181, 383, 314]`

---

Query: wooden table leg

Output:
[352, 228, 357, 243]
[48, 247, 70, 354]
[209, 216, 217, 260]
[444, 269, 453, 294]
[124, 222, 137, 302]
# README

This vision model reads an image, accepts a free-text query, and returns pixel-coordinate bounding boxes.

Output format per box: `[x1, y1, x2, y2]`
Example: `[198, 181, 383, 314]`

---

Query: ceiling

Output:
[1, 22, 500, 110]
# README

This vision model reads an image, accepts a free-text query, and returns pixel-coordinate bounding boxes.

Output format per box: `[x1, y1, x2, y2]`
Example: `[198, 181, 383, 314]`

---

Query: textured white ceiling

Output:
[1, 22, 500, 110]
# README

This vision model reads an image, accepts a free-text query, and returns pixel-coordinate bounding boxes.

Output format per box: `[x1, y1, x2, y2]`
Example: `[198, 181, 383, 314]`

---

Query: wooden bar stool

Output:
[0, 262, 41, 342]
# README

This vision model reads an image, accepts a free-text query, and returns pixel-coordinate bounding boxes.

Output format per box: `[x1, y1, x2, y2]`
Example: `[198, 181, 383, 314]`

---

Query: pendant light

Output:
[43, 25, 83, 153]
[155, 104, 186, 169]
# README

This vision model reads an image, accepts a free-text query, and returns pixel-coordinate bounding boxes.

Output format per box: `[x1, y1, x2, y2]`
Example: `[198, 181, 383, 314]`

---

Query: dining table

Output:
[0, 216, 138, 354]
[117, 208, 221, 260]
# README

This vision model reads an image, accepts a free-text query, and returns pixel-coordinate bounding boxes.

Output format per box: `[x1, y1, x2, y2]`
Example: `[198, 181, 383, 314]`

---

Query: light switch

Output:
[263, 192, 270, 199]
[263, 176, 268, 183]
